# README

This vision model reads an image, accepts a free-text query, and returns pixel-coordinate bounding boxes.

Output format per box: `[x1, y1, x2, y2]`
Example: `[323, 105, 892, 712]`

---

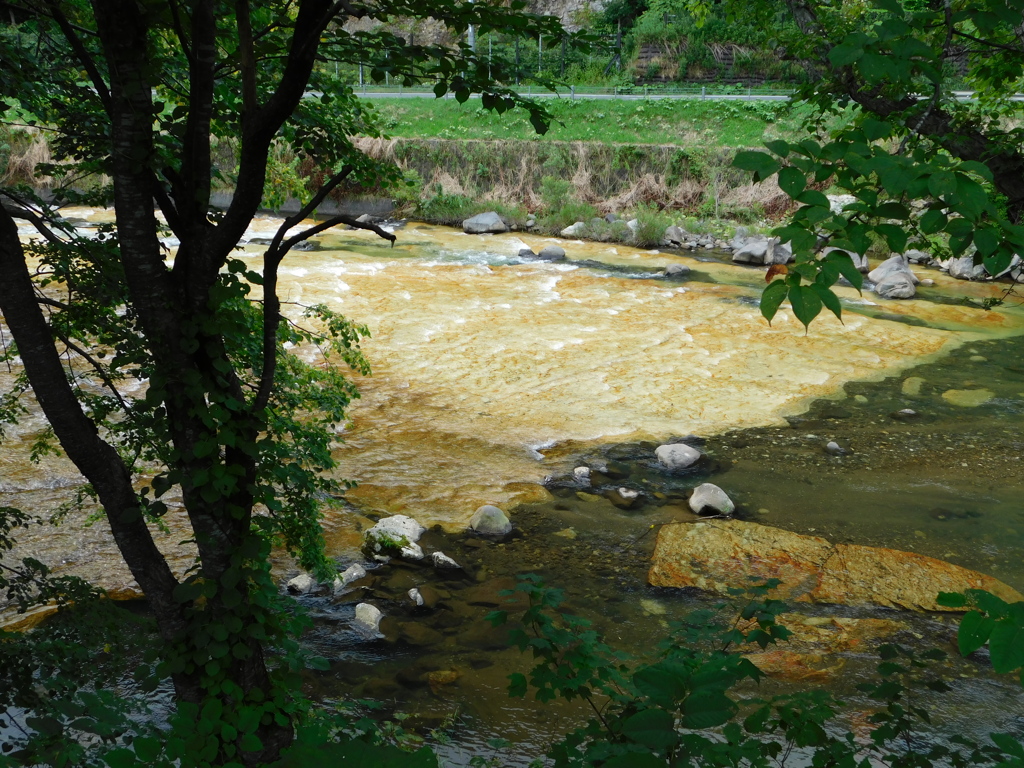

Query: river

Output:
[3, 209, 1024, 762]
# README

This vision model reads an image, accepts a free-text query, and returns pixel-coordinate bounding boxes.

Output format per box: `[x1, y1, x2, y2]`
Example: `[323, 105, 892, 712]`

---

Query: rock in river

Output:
[874, 271, 916, 299]
[286, 573, 316, 595]
[869, 254, 919, 285]
[463, 211, 508, 234]
[537, 245, 566, 261]
[364, 515, 426, 560]
[353, 603, 384, 637]
[469, 504, 512, 536]
[688, 483, 735, 516]
[655, 443, 702, 470]
[648, 519, 1023, 611]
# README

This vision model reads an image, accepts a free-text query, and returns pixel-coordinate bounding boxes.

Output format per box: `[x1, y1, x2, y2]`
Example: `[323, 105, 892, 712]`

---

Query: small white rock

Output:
[286, 573, 316, 595]
[655, 443, 702, 470]
[408, 588, 424, 607]
[431, 551, 461, 570]
[825, 441, 847, 456]
[688, 483, 735, 516]
[332, 563, 367, 594]
[353, 603, 383, 637]
[573, 466, 592, 483]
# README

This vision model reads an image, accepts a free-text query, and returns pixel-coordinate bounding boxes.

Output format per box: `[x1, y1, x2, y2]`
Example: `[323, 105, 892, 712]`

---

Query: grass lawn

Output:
[366, 96, 822, 147]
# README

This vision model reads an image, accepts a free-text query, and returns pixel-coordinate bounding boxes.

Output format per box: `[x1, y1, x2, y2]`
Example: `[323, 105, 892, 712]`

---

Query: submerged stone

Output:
[649, 519, 1023, 611]
[469, 505, 512, 536]
[941, 388, 994, 407]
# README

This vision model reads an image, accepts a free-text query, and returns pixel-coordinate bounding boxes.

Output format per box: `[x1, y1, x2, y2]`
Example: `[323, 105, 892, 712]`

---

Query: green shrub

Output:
[539, 200, 600, 235]
[415, 188, 528, 228]
[629, 203, 672, 248]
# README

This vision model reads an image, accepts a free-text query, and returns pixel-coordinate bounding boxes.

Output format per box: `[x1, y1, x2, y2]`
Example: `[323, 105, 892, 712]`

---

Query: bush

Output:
[415, 187, 528, 228]
[629, 203, 672, 248]
[539, 200, 600, 236]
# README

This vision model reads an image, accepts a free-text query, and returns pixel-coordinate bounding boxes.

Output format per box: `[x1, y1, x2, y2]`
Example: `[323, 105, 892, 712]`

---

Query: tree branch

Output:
[250, 201, 392, 414]
[235, 0, 259, 118]
[0, 195, 66, 245]
[45, 1, 112, 115]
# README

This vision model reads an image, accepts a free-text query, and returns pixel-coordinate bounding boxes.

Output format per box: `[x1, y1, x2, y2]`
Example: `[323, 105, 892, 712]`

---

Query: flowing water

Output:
[3, 210, 1024, 761]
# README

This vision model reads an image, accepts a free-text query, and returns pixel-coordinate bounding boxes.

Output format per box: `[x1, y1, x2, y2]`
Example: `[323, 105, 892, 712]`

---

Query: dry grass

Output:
[2, 129, 54, 187]
[720, 176, 791, 217]
[600, 174, 674, 213]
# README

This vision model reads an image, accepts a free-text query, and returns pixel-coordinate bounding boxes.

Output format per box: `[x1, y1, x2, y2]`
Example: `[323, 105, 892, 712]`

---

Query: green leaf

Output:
[760, 279, 789, 325]
[973, 227, 1000, 257]
[938, 592, 968, 608]
[240, 734, 263, 753]
[778, 166, 806, 197]
[634, 661, 691, 708]
[928, 170, 957, 198]
[621, 708, 678, 750]
[796, 189, 830, 208]
[681, 690, 737, 729]
[955, 176, 990, 217]
[860, 118, 892, 141]
[508, 672, 528, 698]
[811, 284, 843, 322]
[825, 250, 864, 291]
[919, 208, 947, 234]
[764, 139, 791, 157]
[132, 737, 161, 763]
[989, 614, 1024, 673]
[874, 223, 908, 253]
[103, 748, 139, 768]
[733, 150, 781, 180]
[788, 285, 822, 331]
[602, 753, 666, 768]
[875, 202, 909, 220]
[829, 43, 864, 66]
[992, 733, 1024, 758]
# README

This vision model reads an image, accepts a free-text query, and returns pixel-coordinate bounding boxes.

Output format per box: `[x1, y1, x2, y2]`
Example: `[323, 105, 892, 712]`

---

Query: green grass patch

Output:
[368, 96, 816, 147]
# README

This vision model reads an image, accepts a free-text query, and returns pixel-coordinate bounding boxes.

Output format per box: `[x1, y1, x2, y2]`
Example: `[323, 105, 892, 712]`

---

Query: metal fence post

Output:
[701, 86, 706, 101]
[571, 85, 575, 101]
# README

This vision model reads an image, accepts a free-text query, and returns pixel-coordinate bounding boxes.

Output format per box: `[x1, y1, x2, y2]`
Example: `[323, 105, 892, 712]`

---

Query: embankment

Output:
[353, 136, 789, 220]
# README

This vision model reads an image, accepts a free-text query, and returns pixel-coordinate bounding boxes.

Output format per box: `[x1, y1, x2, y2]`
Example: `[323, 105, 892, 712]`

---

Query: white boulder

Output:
[875, 271, 916, 299]
[732, 238, 770, 265]
[463, 211, 508, 234]
[364, 515, 426, 561]
[332, 563, 367, 594]
[948, 255, 987, 281]
[470, 504, 512, 536]
[560, 222, 586, 238]
[688, 483, 735, 516]
[286, 573, 316, 595]
[655, 443, 702, 470]
[869, 254, 919, 285]
[353, 603, 383, 637]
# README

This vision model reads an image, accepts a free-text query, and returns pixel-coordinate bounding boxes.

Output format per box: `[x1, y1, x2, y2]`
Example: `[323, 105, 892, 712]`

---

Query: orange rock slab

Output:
[649, 520, 1023, 611]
